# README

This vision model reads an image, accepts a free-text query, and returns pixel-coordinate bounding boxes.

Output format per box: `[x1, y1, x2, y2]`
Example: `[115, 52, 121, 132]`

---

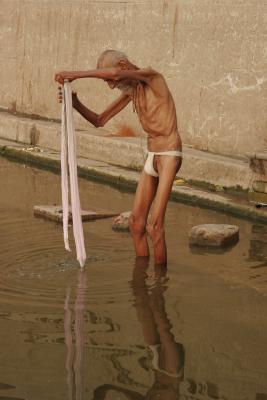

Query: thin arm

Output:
[55, 68, 118, 84]
[55, 67, 157, 84]
[73, 92, 131, 128]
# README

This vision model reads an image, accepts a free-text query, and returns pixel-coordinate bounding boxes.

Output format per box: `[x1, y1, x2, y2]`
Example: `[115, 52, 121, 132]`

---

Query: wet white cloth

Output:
[61, 81, 86, 268]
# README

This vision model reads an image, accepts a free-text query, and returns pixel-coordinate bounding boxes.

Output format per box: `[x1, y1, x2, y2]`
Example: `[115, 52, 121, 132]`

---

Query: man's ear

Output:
[118, 60, 128, 70]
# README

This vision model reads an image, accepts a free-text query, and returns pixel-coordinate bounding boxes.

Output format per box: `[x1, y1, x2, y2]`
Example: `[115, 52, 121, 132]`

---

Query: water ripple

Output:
[0, 208, 133, 308]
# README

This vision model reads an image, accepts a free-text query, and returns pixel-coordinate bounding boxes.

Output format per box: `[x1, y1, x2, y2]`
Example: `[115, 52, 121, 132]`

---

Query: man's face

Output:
[99, 58, 132, 91]
[105, 79, 132, 92]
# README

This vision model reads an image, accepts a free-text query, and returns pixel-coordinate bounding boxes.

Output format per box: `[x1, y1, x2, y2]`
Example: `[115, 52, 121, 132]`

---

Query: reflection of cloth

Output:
[64, 272, 87, 400]
[144, 151, 182, 177]
[61, 81, 86, 267]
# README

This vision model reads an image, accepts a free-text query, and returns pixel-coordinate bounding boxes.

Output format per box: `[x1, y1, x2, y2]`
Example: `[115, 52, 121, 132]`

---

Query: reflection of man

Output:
[55, 50, 182, 266]
[93, 258, 185, 399]
[133, 258, 185, 399]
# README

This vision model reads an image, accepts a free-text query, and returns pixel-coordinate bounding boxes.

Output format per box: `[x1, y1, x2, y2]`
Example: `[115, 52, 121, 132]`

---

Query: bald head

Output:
[97, 50, 129, 69]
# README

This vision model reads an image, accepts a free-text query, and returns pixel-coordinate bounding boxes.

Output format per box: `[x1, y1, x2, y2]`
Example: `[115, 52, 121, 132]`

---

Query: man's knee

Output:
[129, 214, 146, 237]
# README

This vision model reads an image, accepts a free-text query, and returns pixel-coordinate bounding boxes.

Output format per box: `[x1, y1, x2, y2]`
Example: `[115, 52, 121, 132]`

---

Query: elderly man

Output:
[55, 50, 182, 265]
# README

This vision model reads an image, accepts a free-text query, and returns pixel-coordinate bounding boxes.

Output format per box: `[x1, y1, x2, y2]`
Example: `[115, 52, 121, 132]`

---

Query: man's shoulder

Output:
[144, 67, 169, 93]
[144, 66, 162, 78]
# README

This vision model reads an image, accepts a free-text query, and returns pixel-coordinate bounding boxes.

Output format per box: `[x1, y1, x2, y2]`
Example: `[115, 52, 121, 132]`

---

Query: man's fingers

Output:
[55, 74, 64, 84]
[55, 74, 61, 83]
[57, 85, 63, 104]
[57, 85, 63, 103]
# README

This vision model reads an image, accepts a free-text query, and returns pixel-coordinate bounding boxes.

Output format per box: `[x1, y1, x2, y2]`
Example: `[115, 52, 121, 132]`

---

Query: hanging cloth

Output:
[61, 80, 86, 268]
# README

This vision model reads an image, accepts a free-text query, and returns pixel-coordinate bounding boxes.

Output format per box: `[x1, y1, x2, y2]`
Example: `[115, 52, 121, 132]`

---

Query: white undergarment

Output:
[144, 150, 182, 177]
[61, 81, 86, 268]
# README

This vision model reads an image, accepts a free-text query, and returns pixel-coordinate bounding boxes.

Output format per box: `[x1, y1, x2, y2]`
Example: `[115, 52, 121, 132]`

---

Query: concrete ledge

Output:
[246, 151, 267, 161]
[0, 110, 253, 190]
[0, 138, 266, 223]
[246, 150, 267, 181]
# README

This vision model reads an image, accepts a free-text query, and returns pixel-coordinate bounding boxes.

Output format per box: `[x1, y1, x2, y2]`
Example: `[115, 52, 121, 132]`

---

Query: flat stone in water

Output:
[112, 211, 131, 232]
[33, 205, 119, 223]
[189, 224, 239, 247]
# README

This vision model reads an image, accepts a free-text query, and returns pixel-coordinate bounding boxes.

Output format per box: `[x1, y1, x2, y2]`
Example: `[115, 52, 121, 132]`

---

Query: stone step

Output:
[1, 138, 266, 223]
[246, 151, 267, 180]
[252, 180, 267, 194]
[0, 110, 252, 190]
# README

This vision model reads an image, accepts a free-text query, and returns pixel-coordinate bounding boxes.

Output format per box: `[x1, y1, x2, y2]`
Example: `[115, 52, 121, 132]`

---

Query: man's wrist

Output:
[72, 98, 80, 109]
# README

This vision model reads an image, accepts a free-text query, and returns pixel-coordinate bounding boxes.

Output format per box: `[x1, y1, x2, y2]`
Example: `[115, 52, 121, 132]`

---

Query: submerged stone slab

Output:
[112, 211, 131, 232]
[34, 205, 119, 223]
[189, 224, 239, 247]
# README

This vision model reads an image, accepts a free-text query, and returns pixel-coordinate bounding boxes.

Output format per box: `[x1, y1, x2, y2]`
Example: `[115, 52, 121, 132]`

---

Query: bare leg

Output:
[147, 156, 182, 264]
[129, 170, 158, 257]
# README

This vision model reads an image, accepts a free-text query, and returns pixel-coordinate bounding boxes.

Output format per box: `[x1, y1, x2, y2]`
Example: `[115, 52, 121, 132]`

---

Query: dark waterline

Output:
[0, 156, 267, 400]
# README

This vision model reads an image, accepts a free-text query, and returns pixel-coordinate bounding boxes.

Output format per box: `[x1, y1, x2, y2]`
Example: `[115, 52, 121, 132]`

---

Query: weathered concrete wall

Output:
[0, 0, 266, 158]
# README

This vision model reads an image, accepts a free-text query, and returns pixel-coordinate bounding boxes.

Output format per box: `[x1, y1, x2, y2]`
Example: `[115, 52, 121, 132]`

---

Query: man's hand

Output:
[55, 71, 77, 85]
[57, 86, 63, 103]
[57, 86, 79, 108]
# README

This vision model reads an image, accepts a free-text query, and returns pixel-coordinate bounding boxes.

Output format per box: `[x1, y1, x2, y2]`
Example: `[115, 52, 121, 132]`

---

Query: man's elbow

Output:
[95, 117, 105, 128]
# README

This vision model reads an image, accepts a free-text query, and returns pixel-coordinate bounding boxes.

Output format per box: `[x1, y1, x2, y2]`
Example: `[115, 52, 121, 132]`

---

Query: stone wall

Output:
[0, 0, 266, 158]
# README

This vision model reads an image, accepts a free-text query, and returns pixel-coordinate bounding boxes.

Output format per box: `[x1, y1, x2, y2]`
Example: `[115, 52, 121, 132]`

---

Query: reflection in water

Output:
[256, 394, 267, 400]
[1, 157, 267, 399]
[64, 271, 87, 400]
[133, 258, 185, 400]
[134, 259, 185, 399]
[248, 225, 267, 268]
[93, 258, 185, 399]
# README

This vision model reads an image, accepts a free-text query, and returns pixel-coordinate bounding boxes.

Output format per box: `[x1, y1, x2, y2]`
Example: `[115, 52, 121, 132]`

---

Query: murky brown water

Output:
[0, 156, 267, 400]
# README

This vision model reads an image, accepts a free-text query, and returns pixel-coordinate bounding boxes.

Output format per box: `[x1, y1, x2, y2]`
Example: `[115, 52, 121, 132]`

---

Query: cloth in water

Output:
[61, 81, 86, 268]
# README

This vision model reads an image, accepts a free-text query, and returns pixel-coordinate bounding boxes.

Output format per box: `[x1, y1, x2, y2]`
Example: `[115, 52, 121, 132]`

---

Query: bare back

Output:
[131, 68, 182, 152]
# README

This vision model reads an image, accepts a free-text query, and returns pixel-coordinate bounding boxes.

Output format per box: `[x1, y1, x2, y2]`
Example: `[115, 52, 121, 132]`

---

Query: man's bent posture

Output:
[55, 50, 182, 265]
